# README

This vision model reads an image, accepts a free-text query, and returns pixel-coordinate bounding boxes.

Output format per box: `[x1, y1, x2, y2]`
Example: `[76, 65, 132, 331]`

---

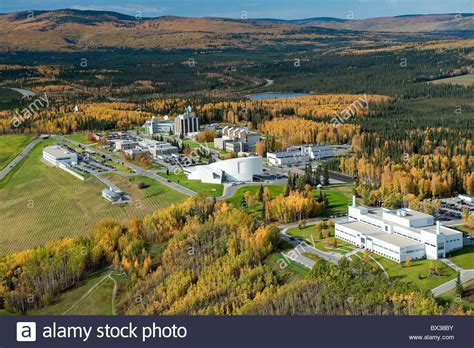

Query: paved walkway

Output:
[432, 269, 474, 297]
[279, 228, 343, 266]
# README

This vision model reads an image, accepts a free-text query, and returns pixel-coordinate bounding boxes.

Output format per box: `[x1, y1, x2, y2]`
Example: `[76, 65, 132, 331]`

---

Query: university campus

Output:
[0, 3, 473, 319]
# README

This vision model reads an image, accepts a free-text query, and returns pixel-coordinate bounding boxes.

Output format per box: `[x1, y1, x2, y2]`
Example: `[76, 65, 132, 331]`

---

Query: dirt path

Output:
[62, 271, 113, 315]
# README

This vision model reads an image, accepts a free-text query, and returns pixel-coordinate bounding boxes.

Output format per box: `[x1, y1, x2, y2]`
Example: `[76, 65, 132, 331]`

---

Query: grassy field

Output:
[0, 134, 35, 170]
[429, 74, 474, 86]
[29, 269, 129, 315]
[159, 171, 223, 197]
[447, 245, 474, 270]
[226, 185, 284, 208]
[316, 184, 353, 216]
[268, 253, 310, 279]
[370, 254, 456, 292]
[64, 133, 95, 144]
[0, 141, 186, 254]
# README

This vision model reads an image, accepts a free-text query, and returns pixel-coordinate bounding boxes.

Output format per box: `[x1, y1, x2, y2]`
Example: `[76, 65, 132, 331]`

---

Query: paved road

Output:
[0, 138, 42, 181]
[279, 221, 346, 267]
[432, 269, 474, 297]
[59, 136, 197, 197]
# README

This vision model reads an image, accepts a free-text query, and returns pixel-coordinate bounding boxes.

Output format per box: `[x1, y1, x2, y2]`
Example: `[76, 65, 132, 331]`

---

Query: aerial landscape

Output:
[0, 0, 473, 320]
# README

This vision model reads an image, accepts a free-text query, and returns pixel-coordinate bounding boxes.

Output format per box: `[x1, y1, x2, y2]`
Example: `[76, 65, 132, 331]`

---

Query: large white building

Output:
[335, 198, 463, 263]
[43, 145, 78, 166]
[143, 116, 175, 135]
[184, 156, 263, 184]
[174, 106, 199, 136]
[267, 144, 351, 166]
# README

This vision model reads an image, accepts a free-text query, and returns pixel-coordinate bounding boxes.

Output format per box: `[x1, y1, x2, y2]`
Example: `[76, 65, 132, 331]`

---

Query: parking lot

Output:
[438, 196, 474, 220]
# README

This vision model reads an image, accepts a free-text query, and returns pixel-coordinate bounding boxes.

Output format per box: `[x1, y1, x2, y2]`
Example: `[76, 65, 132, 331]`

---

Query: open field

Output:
[447, 245, 474, 270]
[0, 134, 35, 170]
[159, 171, 223, 197]
[370, 254, 456, 292]
[0, 141, 186, 254]
[29, 269, 129, 315]
[317, 184, 353, 216]
[429, 74, 474, 86]
[64, 133, 95, 144]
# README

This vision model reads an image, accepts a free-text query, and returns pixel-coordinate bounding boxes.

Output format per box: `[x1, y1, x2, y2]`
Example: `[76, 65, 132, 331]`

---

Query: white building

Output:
[267, 144, 351, 166]
[214, 126, 261, 152]
[114, 139, 138, 151]
[184, 156, 263, 184]
[174, 106, 199, 136]
[148, 143, 179, 158]
[102, 187, 128, 203]
[143, 116, 175, 135]
[335, 198, 463, 262]
[43, 145, 78, 166]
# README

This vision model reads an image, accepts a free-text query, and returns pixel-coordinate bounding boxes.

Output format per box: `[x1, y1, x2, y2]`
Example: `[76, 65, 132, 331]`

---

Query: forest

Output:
[2, 195, 466, 316]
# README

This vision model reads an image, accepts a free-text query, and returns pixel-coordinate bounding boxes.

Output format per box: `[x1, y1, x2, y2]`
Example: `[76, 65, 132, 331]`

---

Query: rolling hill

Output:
[0, 9, 472, 52]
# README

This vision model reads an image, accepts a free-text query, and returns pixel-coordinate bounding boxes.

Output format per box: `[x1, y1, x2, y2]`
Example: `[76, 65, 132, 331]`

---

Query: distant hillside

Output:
[296, 13, 474, 32]
[0, 9, 472, 52]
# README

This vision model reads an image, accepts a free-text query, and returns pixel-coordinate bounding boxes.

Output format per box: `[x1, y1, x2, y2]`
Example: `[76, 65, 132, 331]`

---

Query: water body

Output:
[247, 92, 309, 100]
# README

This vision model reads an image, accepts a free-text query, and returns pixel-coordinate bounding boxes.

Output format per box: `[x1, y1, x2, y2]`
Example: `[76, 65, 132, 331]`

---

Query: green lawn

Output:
[447, 245, 474, 270]
[302, 252, 320, 262]
[0, 141, 186, 254]
[313, 239, 354, 254]
[268, 253, 310, 277]
[64, 133, 95, 144]
[286, 224, 320, 240]
[315, 184, 353, 216]
[29, 269, 128, 315]
[0, 134, 35, 170]
[370, 254, 456, 292]
[159, 171, 223, 197]
[226, 185, 284, 208]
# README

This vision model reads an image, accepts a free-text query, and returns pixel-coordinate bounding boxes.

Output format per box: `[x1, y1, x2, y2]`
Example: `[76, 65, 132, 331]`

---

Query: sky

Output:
[1, 0, 473, 19]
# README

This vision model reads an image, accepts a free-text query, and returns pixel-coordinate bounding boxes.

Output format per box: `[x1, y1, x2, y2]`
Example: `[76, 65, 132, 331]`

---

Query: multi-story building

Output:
[267, 144, 351, 166]
[114, 139, 138, 151]
[148, 143, 179, 158]
[43, 145, 78, 166]
[143, 116, 175, 135]
[335, 198, 463, 263]
[214, 126, 261, 152]
[174, 106, 199, 136]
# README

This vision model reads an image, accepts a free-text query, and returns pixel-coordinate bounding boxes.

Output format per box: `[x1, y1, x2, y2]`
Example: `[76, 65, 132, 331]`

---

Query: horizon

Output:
[1, 7, 474, 21]
[1, 0, 473, 20]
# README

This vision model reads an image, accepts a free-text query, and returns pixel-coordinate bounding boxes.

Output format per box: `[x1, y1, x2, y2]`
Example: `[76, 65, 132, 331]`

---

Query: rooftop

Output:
[341, 221, 420, 248]
[43, 145, 74, 158]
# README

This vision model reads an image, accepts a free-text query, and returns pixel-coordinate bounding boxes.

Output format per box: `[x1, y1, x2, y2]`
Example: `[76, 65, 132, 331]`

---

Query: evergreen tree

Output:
[323, 165, 330, 186]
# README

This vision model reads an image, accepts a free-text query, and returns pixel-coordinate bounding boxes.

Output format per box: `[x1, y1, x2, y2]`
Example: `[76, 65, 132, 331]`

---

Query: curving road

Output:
[0, 137, 42, 181]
